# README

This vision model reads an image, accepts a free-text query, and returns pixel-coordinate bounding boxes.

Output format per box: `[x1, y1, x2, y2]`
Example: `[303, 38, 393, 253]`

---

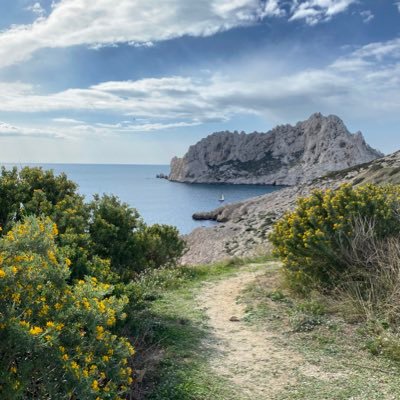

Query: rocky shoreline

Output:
[181, 151, 400, 265]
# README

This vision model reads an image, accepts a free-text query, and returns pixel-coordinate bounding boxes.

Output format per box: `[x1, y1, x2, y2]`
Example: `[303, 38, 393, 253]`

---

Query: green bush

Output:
[0, 217, 134, 399]
[89, 195, 186, 280]
[270, 184, 400, 291]
[0, 167, 186, 280]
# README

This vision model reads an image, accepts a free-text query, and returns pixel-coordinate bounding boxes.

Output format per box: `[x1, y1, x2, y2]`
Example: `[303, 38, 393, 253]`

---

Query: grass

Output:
[125, 256, 272, 399]
[239, 264, 400, 399]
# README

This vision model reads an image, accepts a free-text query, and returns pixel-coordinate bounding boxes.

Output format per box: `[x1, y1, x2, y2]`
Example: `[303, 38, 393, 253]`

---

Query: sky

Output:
[0, 0, 399, 164]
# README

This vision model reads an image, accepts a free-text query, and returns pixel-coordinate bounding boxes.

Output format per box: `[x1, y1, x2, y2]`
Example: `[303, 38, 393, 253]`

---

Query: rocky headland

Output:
[181, 150, 400, 265]
[169, 113, 382, 186]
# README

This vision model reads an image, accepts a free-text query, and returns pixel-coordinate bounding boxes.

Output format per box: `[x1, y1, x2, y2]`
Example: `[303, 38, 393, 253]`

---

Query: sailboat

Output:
[218, 194, 225, 202]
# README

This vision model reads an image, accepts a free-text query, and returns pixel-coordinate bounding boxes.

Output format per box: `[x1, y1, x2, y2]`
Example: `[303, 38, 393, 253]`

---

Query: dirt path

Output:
[198, 266, 330, 400]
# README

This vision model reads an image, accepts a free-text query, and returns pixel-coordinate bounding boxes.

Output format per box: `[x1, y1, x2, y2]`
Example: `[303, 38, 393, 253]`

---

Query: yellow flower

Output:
[47, 250, 57, 264]
[71, 361, 79, 371]
[52, 224, 59, 236]
[96, 326, 105, 340]
[55, 323, 64, 331]
[7, 231, 15, 241]
[0, 269, 5, 278]
[11, 293, 21, 303]
[127, 344, 135, 356]
[39, 305, 50, 316]
[19, 320, 30, 328]
[29, 326, 43, 335]
[85, 354, 93, 363]
[82, 298, 90, 309]
[46, 321, 55, 328]
[91, 379, 99, 391]
[62, 354, 69, 361]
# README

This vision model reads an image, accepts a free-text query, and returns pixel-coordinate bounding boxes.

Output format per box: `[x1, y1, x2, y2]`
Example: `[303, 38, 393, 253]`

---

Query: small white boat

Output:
[219, 194, 225, 202]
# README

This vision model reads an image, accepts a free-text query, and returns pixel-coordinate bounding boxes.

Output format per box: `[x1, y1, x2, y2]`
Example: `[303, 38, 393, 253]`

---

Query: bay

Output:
[3, 164, 282, 234]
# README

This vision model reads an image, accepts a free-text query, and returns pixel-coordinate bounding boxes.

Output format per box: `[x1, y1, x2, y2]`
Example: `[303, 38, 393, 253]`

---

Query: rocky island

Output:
[169, 113, 382, 186]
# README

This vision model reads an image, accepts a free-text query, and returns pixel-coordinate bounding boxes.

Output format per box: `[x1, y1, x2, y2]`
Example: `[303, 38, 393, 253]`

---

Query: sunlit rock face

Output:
[169, 113, 383, 186]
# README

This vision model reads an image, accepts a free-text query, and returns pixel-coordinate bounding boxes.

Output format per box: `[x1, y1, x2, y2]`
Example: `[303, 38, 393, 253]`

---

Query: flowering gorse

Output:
[0, 217, 134, 399]
[270, 184, 400, 291]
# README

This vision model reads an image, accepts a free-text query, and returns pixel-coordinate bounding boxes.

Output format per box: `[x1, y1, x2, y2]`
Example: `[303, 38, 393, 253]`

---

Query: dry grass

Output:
[336, 218, 400, 326]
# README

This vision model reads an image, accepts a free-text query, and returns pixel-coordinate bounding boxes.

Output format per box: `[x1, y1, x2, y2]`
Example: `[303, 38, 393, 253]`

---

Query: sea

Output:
[4, 164, 282, 234]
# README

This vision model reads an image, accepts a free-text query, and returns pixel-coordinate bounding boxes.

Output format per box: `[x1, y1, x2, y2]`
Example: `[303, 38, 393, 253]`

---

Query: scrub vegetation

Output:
[2, 170, 400, 400]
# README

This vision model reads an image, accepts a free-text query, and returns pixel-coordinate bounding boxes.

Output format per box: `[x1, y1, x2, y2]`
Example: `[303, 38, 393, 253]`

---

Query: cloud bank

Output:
[0, 121, 64, 138]
[0, 0, 357, 68]
[0, 36, 399, 140]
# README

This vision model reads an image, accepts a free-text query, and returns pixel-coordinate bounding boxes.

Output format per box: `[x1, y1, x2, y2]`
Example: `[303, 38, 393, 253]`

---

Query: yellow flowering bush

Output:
[270, 184, 400, 291]
[0, 217, 134, 399]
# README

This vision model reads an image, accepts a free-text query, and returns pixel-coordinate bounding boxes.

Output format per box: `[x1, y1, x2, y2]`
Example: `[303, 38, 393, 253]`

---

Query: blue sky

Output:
[0, 0, 399, 164]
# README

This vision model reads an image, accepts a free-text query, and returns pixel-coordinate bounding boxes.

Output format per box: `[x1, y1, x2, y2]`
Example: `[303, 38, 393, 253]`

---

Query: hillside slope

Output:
[182, 150, 400, 265]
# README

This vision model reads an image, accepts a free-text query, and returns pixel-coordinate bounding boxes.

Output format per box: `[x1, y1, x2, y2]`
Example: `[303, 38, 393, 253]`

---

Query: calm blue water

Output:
[4, 164, 282, 234]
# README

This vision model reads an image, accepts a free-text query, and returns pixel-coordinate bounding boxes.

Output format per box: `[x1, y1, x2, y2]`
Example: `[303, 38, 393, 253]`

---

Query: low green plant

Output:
[267, 289, 287, 302]
[289, 299, 326, 332]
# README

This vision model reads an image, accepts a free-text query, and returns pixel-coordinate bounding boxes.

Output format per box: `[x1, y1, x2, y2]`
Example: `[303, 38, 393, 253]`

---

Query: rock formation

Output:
[169, 113, 382, 186]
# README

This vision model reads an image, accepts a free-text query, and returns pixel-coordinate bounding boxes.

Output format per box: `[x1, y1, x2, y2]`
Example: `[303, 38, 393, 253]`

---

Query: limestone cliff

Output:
[169, 113, 382, 185]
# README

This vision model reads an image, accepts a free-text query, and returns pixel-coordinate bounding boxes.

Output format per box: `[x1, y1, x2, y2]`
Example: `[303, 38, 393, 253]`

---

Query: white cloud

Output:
[0, 121, 64, 138]
[351, 38, 400, 60]
[290, 0, 356, 25]
[52, 117, 84, 124]
[360, 10, 374, 23]
[0, 0, 358, 68]
[395, 2, 400, 12]
[26, 2, 46, 16]
[95, 120, 202, 132]
[0, 0, 281, 68]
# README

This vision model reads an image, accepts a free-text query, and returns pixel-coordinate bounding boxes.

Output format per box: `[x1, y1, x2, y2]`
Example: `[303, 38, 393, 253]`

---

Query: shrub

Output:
[0, 217, 134, 399]
[270, 184, 400, 291]
[0, 167, 186, 280]
[89, 195, 186, 280]
[136, 224, 187, 273]
[89, 194, 143, 279]
[0, 166, 87, 234]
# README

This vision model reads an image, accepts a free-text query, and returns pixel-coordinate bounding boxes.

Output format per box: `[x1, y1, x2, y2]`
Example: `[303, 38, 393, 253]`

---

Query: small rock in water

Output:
[229, 316, 240, 322]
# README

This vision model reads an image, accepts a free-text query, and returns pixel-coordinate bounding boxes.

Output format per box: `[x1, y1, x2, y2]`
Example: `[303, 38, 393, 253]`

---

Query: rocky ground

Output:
[181, 151, 400, 265]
